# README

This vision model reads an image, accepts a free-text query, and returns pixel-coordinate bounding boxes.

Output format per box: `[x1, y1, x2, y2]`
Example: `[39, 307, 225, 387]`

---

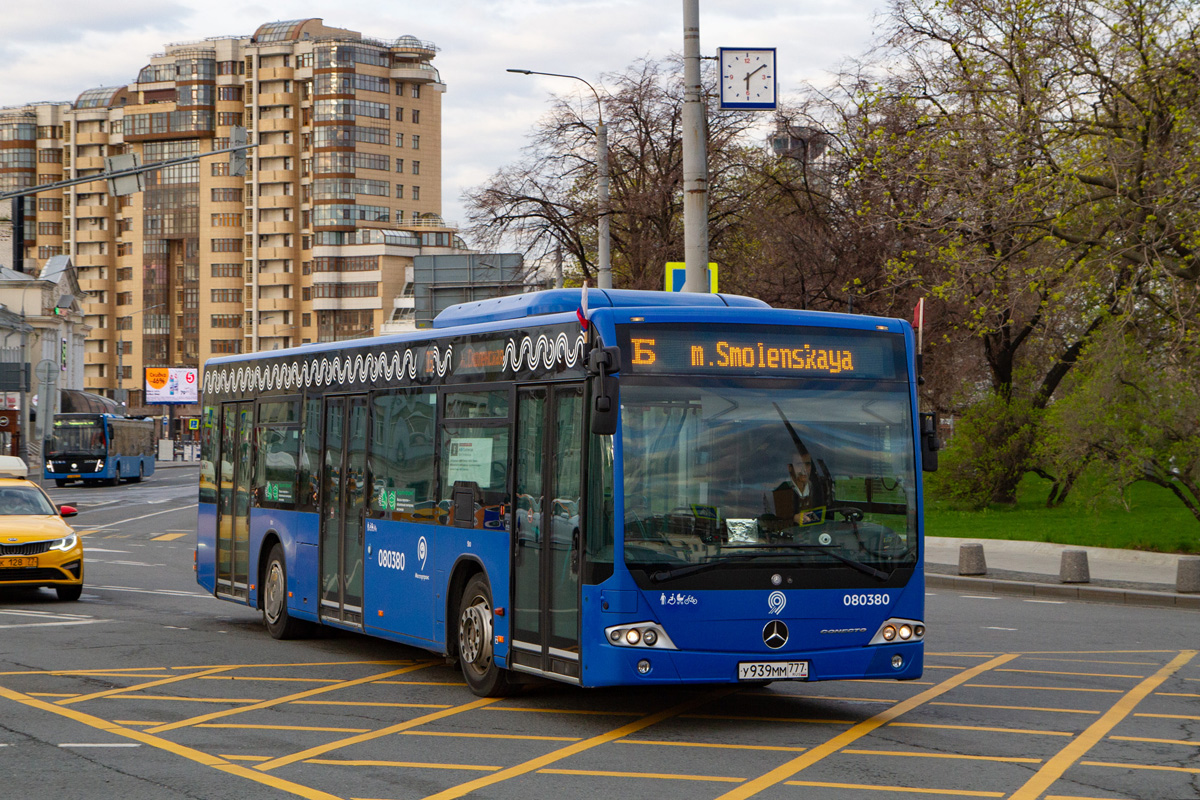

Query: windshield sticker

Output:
[659, 592, 698, 606]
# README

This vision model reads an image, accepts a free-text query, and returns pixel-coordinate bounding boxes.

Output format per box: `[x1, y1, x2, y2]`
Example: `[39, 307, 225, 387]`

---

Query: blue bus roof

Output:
[431, 288, 770, 329]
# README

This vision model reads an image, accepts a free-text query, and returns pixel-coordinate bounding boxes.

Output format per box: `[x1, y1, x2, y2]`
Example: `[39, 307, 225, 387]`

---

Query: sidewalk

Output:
[925, 536, 1200, 610]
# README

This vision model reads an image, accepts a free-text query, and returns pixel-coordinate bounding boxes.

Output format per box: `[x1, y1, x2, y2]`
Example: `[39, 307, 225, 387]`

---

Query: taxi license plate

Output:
[0, 557, 38, 569]
[738, 661, 809, 681]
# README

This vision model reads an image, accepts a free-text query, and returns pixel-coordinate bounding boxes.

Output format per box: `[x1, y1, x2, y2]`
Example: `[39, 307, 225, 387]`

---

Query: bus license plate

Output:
[67, 474, 81, 479]
[738, 661, 809, 681]
[0, 557, 37, 569]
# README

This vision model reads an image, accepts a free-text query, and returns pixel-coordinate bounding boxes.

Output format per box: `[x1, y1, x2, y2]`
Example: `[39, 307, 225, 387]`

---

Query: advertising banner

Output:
[145, 367, 199, 404]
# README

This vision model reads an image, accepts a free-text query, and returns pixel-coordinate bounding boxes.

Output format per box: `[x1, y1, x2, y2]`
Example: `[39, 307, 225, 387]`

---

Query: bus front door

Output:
[511, 385, 584, 681]
[319, 395, 368, 627]
[216, 402, 253, 601]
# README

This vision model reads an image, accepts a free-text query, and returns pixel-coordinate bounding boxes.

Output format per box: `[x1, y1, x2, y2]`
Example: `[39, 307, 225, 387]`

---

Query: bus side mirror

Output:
[588, 346, 621, 436]
[920, 412, 940, 472]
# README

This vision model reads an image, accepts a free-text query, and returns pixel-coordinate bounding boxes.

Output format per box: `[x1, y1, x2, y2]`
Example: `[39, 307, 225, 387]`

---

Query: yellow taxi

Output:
[0, 456, 83, 601]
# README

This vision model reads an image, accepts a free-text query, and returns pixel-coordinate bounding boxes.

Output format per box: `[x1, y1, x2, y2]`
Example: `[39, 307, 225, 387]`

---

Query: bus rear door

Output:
[216, 402, 253, 600]
[511, 384, 584, 681]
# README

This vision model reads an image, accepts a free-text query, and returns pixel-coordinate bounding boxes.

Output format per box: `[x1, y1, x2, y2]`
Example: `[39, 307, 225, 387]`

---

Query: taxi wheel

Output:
[263, 543, 312, 639]
[56, 584, 83, 601]
[457, 574, 516, 697]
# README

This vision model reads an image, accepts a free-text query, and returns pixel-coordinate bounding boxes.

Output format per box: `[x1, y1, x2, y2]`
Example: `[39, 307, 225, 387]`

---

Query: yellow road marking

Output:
[419, 687, 736, 800]
[29, 693, 79, 698]
[1156, 691, 1200, 698]
[1008, 649, 1198, 800]
[538, 767, 744, 783]
[221, 754, 271, 762]
[254, 696, 501, 772]
[169, 660, 415, 669]
[147, 663, 431, 734]
[887, 722, 1074, 736]
[484, 705, 641, 716]
[307, 758, 499, 772]
[842, 749, 1041, 764]
[0, 683, 344, 800]
[113, 720, 166, 726]
[682, 714, 856, 725]
[930, 701, 1100, 715]
[966, 683, 1123, 693]
[375, 680, 467, 687]
[781, 694, 897, 704]
[994, 668, 1145, 679]
[617, 739, 806, 752]
[101, 694, 261, 703]
[785, 780, 1004, 797]
[197, 723, 372, 733]
[1021, 657, 1162, 667]
[1081, 760, 1200, 774]
[1108, 735, 1200, 747]
[0, 666, 169, 677]
[400, 730, 580, 742]
[1134, 712, 1200, 721]
[152, 533, 188, 541]
[1044, 795, 1138, 800]
[293, 700, 453, 710]
[924, 665, 966, 670]
[57, 665, 239, 706]
[711, 653, 1020, 800]
[199, 676, 345, 683]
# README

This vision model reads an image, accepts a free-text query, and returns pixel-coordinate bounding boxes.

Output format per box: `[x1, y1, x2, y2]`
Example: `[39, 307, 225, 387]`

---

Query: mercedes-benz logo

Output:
[762, 619, 789, 649]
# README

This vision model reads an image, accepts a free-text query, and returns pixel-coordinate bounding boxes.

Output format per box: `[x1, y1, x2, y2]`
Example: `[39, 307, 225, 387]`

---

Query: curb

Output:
[927, 572, 1200, 610]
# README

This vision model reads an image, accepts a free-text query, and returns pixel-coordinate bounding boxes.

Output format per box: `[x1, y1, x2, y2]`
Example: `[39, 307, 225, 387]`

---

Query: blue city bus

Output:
[196, 289, 937, 696]
[45, 413, 157, 487]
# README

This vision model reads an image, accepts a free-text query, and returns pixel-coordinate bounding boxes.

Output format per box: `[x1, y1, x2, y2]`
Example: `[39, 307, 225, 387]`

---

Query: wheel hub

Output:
[459, 598, 492, 666]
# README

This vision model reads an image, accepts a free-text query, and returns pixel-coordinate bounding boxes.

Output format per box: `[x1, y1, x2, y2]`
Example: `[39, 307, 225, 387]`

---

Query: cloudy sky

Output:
[0, 1, 887, 237]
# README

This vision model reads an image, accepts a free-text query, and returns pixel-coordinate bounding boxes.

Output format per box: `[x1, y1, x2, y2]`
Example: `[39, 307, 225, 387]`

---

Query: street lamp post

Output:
[116, 303, 166, 413]
[507, 68, 612, 290]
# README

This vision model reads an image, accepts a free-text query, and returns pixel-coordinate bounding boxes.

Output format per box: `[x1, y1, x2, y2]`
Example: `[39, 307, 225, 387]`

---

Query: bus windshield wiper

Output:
[648, 544, 892, 583]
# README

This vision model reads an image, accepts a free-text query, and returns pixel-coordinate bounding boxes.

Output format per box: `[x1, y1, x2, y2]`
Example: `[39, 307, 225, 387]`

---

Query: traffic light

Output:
[230, 126, 248, 176]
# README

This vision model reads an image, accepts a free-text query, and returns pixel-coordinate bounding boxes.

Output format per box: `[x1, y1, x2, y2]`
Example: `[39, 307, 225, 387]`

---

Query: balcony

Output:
[255, 323, 295, 338]
[390, 65, 439, 83]
[255, 245, 296, 260]
[256, 169, 296, 184]
[312, 296, 380, 312]
[256, 117, 297, 133]
[254, 270, 295, 285]
[255, 297, 295, 312]
[256, 193, 297, 209]
[74, 203, 110, 218]
[256, 143, 297, 159]
[255, 221, 296, 236]
[257, 67, 295, 81]
[255, 93, 295, 109]
[74, 132, 109, 146]
[74, 229, 110, 244]
[74, 156, 106, 171]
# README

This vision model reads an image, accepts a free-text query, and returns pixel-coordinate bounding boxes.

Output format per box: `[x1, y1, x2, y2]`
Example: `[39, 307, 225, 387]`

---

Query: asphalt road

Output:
[0, 467, 1197, 800]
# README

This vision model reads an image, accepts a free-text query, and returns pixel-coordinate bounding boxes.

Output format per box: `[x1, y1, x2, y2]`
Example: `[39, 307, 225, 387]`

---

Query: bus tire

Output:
[458, 574, 516, 697]
[131, 463, 144, 483]
[55, 479, 67, 488]
[109, 466, 121, 487]
[56, 583, 83, 601]
[263, 543, 312, 640]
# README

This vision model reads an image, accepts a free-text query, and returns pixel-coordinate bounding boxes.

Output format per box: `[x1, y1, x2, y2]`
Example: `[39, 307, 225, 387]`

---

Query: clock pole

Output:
[681, 0, 710, 294]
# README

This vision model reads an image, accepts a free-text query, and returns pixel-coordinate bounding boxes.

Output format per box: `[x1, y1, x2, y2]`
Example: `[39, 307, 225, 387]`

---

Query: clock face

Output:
[719, 48, 777, 110]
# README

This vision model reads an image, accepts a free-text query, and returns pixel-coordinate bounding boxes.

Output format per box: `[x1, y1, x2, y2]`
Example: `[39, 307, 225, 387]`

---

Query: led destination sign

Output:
[620, 325, 904, 379]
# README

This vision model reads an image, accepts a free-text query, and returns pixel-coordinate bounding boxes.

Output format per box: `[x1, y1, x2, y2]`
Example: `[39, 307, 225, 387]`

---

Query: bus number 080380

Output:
[843, 593, 890, 606]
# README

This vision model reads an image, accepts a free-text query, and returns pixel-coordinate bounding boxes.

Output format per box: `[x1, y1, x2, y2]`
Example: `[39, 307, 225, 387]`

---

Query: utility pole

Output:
[681, 0, 710, 293]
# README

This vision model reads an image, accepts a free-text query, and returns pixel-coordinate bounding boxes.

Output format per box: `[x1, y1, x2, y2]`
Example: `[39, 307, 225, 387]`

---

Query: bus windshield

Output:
[620, 378, 917, 580]
[46, 418, 106, 458]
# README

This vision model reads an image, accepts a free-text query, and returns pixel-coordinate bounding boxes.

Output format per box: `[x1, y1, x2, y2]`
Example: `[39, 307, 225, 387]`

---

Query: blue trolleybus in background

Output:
[196, 289, 938, 696]
[45, 413, 157, 487]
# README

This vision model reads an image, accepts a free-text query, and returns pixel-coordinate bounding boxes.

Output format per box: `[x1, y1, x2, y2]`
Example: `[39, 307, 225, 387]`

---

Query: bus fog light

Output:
[882, 625, 897, 641]
[642, 629, 658, 646]
[610, 630, 622, 642]
[625, 628, 642, 645]
[915, 625, 925, 637]
[899, 624, 912, 640]
[892, 655, 904, 669]
[637, 659, 651, 674]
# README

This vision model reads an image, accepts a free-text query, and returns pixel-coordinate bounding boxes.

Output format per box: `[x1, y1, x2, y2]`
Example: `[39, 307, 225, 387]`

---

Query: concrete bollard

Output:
[958, 543, 987, 576]
[1060, 549, 1090, 584]
[1177, 557, 1200, 593]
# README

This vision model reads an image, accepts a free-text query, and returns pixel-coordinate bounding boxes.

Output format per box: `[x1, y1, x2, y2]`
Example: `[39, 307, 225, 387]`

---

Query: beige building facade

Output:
[0, 18, 455, 414]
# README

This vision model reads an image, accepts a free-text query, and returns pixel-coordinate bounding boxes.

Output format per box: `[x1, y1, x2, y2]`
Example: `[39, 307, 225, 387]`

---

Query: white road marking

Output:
[0, 619, 111, 630]
[1023, 599, 1067, 604]
[984, 626, 1019, 631]
[88, 585, 208, 598]
[83, 504, 198, 531]
[79, 548, 130, 554]
[960, 595, 1001, 600]
[103, 561, 167, 567]
[59, 743, 141, 749]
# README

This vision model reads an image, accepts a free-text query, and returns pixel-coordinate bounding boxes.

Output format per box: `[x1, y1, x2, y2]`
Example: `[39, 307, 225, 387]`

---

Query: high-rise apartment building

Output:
[0, 18, 454, 413]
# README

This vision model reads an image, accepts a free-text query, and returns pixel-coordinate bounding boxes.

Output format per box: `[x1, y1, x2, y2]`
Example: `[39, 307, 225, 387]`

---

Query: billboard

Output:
[145, 367, 199, 405]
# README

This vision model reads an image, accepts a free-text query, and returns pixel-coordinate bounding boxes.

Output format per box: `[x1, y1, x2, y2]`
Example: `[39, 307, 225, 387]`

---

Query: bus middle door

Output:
[511, 384, 584, 681]
[215, 402, 253, 601]
[319, 394, 368, 627]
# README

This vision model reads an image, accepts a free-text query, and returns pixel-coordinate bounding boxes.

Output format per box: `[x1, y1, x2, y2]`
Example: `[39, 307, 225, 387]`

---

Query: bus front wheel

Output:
[458, 574, 515, 697]
[263, 543, 312, 640]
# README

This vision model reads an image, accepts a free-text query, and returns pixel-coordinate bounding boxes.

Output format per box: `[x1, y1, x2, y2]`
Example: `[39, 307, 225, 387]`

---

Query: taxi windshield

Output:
[0, 486, 58, 515]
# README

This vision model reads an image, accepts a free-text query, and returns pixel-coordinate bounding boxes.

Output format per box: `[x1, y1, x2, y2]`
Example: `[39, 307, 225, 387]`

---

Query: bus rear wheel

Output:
[263, 543, 312, 640]
[458, 574, 515, 697]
